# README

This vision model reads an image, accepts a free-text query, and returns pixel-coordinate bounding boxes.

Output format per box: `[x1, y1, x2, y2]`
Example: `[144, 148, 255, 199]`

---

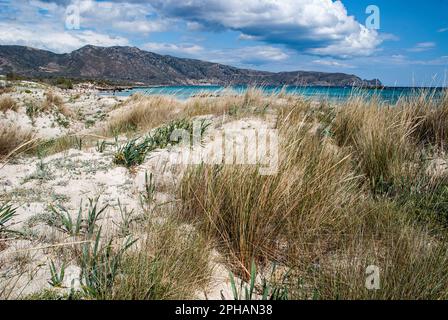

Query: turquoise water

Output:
[102, 85, 446, 104]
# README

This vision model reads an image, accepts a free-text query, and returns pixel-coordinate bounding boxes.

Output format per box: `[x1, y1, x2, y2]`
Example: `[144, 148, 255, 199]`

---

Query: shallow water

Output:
[101, 85, 446, 104]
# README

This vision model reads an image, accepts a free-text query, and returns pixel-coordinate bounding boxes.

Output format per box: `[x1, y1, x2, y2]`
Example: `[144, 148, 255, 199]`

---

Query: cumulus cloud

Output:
[1, 0, 383, 59]
[60, 0, 168, 35]
[0, 22, 129, 53]
[149, 0, 382, 58]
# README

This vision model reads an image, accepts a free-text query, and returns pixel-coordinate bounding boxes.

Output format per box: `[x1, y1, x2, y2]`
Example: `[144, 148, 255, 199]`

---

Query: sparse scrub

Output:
[0, 96, 18, 112]
[44, 90, 73, 117]
[0, 125, 35, 159]
[54, 77, 73, 90]
[113, 119, 194, 168]
[109, 216, 211, 300]
[0, 86, 15, 95]
[4, 86, 448, 300]
[104, 95, 179, 135]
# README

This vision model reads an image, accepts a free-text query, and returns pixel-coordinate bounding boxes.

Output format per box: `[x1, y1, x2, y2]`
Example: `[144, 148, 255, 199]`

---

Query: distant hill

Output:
[0, 45, 381, 87]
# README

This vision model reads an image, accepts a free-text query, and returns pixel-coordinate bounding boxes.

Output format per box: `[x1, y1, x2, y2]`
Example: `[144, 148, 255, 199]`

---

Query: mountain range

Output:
[0, 45, 381, 87]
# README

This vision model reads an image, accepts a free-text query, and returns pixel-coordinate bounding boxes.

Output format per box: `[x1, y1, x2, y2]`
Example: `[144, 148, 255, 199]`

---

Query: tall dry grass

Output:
[179, 90, 448, 299]
[103, 95, 181, 136]
[103, 88, 277, 137]
[110, 216, 212, 300]
[401, 90, 448, 149]
[0, 125, 35, 159]
[331, 96, 417, 193]
[180, 101, 359, 277]
[0, 96, 18, 112]
[43, 90, 73, 117]
[183, 87, 271, 118]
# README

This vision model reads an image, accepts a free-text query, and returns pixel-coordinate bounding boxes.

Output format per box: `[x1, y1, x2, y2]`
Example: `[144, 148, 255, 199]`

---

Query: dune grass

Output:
[179, 90, 448, 299]
[0, 125, 35, 159]
[3, 87, 448, 300]
[0, 96, 18, 112]
[43, 90, 73, 118]
[109, 215, 212, 300]
[103, 95, 181, 136]
[103, 88, 275, 137]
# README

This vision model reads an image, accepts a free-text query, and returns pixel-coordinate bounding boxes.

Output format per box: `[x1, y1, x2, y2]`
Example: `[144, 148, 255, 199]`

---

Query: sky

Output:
[0, 0, 447, 86]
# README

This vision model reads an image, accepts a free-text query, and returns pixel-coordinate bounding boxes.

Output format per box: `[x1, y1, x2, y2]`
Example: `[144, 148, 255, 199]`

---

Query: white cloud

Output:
[312, 59, 354, 68]
[204, 46, 290, 67]
[234, 46, 289, 63]
[408, 42, 436, 52]
[113, 20, 167, 34]
[0, 0, 383, 60]
[385, 54, 448, 66]
[0, 22, 129, 53]
[150, 0, 382, 58]
[438, 27, 448, 33]
[70, 0, 169, 35]
[142, 42, 289, 66]
[143, 42, 204, 55]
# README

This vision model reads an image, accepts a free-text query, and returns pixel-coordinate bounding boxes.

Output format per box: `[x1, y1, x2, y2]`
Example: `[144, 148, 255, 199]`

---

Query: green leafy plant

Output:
[228, 261, 289, 300]
[49, 203, 82, 236]
[113, 136, 151, 167]
[25, 103, 40, 121]
[48, 260, 65, 288]
[114, 199, 136, 237]
[114, 119, 197, 168]
[80, 228, 136, 299]
[0, 202, 17, 233]
[95, 140, 110, 153]
[49, 197, 107, 237]
[140, 171, 156, 207]
[75, 136, 82, 150]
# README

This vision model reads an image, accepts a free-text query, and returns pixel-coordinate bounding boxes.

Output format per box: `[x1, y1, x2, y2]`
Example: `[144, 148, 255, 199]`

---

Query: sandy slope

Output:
[0, 81, 275, 299]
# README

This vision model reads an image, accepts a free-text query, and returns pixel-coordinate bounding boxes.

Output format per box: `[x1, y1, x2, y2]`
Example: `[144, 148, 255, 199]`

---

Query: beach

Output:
[1, 79, 448, 299]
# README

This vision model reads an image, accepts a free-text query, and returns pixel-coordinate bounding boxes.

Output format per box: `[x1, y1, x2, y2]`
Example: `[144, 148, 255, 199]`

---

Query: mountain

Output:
[0, 45, 381, 87]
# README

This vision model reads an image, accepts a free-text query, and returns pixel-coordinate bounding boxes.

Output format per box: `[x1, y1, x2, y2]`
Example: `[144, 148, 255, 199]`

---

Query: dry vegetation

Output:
[0, 96, 18, 112]
[180, 90, 448, 299]
[43, 90, 73, 117]
[0, 86, 15, 95]
[102, 89, 272, 137]
[103, 94, 181, 136]
[0, 125, 35, 159]
[2, 87, 448, 300]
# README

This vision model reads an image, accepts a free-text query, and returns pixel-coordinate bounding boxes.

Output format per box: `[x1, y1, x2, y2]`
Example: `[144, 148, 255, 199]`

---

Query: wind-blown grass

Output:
[179, 90, 448, 299]
[0, 125, 35, 159]
[0, 96, 18, 112]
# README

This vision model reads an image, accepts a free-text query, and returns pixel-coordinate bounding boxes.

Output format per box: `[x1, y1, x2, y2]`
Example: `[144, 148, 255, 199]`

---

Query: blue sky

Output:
[0, 0, 447, 86]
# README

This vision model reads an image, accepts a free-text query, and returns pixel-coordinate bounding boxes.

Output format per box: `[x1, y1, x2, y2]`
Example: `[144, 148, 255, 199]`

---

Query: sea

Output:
[101, 85, 446, 104]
